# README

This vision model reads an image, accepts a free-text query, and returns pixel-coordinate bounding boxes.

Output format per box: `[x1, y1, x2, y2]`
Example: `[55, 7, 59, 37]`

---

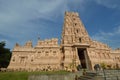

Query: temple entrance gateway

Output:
[77, 48, 87, 69]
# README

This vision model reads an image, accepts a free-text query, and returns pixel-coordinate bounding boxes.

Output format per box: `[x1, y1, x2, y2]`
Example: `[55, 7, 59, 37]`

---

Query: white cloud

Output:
[93, 0, 120, 9]
[92, 26, 120, 48]
[115, 26, 120, 34]
[0, 0, 67, 38]
[0, 0, 66, 25]
[0, 0, 119, 49]
[0, 0, 86, 36]
[0, 0, 86, 49]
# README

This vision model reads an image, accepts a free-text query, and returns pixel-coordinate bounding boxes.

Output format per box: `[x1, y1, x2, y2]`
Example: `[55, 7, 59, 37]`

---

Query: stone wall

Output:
[8, 38, 61, 71]
[28, 72, 82, 80]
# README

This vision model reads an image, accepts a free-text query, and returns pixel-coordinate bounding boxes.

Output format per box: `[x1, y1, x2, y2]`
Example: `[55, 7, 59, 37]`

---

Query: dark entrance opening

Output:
[77, 48, 87, 69]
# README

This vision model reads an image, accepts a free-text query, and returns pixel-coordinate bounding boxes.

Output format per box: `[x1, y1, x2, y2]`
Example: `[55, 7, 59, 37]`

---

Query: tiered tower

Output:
[61, 12, 91, 70]
[61, 12, 91, 45]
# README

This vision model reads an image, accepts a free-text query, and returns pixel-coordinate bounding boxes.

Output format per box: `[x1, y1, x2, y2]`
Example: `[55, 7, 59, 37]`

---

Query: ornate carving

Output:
[8, 12, 120, 72]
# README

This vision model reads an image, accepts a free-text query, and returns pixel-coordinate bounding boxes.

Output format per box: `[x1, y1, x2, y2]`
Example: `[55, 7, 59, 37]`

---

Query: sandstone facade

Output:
[8, 12, 120, 71]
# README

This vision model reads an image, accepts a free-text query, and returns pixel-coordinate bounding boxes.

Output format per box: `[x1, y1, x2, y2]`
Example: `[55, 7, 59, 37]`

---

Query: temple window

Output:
[79, 38, 82, 43]
[38, 51, 41, 53]
[45, 51, 49, 53]
[45, 51, 49, 56]
[53, 51, 57, 56]
[73, 18, 76, 20]
[74, 23, 77, 26]
[50, 50, 52, 52]
[31, 59, 33, 62]
[20, 57, 25, 63]
[76, 29, 79, 33]
[12, 57, 15, 62]
[53, 51, 56, 53]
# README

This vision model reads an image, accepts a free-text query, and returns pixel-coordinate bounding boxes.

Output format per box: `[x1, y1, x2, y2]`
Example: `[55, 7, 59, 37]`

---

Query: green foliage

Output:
[82, 69, 86, 75]
[100, 62, 106, 69]
[0, 41, 11, 68]
[0, 72, 28, 80]
[0, 71, 69, 80]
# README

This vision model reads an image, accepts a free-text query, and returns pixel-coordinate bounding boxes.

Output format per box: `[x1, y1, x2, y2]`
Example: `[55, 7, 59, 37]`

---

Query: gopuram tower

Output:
[61, 12, 117, 71]
[61, 12, 92, 70]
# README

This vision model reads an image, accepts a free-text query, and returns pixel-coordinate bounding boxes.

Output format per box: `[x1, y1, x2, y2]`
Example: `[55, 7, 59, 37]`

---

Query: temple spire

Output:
[61, 12, 91, 45]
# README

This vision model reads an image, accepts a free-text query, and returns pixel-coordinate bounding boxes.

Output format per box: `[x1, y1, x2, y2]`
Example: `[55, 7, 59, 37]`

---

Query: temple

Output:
[8, 12, 120, 71]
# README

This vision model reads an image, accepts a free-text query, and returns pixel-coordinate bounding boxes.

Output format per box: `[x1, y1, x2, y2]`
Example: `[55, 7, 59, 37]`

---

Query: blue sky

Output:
[0, 0, 120, 50]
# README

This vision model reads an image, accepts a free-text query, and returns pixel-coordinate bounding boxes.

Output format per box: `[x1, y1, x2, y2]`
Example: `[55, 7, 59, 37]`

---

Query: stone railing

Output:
[96, 69, 120, 80]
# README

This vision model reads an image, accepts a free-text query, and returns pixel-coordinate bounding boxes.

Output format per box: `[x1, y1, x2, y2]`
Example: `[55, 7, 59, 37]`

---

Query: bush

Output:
[100, 62, 106, 69]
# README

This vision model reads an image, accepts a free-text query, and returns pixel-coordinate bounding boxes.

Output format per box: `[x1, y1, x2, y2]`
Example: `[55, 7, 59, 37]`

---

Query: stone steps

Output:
[80, 70, 120, 80]
[78, 76, 93, 80]
[77, 71, 100, 80]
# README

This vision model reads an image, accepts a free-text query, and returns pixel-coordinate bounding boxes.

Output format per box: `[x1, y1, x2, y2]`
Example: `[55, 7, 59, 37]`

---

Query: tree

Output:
[0, 41, 11, 68]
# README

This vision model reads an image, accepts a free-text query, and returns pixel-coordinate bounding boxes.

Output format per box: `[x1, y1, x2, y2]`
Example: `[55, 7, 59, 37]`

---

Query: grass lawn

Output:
[0, 71, 69, 80]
